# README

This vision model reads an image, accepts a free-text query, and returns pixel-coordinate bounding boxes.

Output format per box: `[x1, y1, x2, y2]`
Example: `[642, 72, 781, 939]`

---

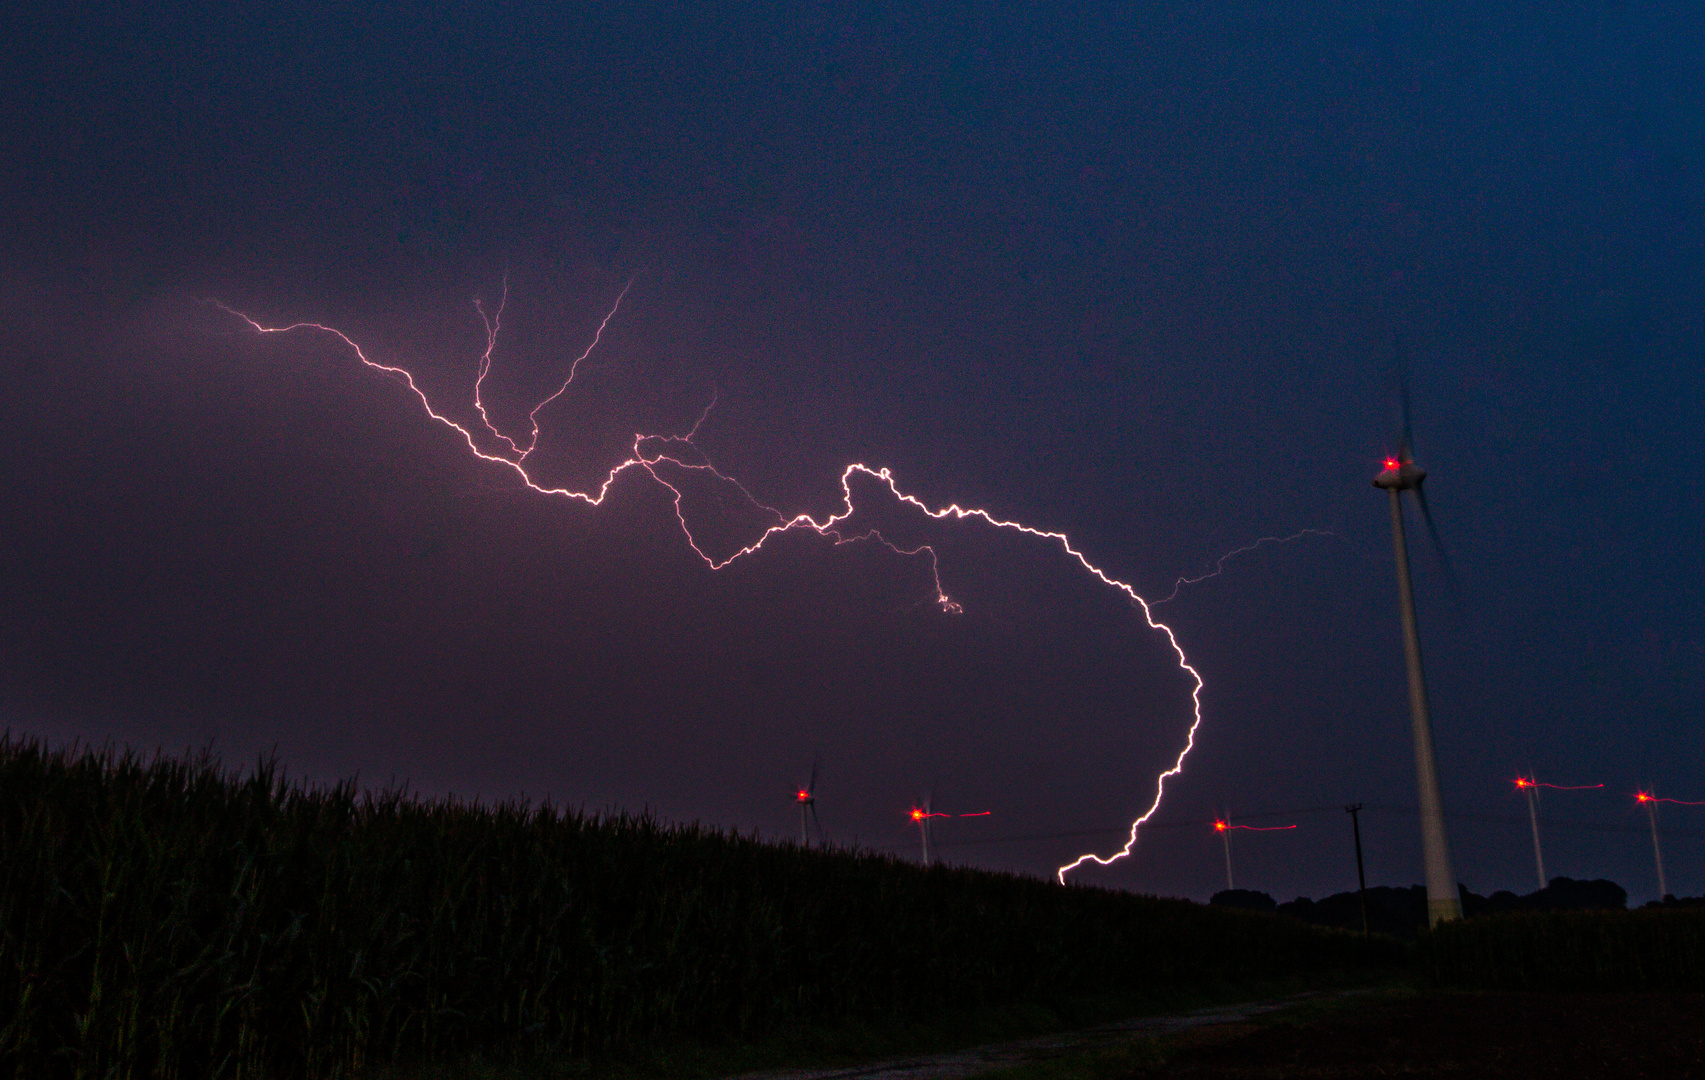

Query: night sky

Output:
[3, 2, 1701, 904]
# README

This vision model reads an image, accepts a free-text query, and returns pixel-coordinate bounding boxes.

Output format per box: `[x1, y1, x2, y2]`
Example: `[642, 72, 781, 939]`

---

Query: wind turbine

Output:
[1513, 776, 1602, 890]
[1629, 788, 1698, 894]
[794, 758, 822, 847]
[1514, 776, 1546, 890]
[1373, 371, 1460, 926]
[1215, 816, 1235, 891]
[1632, 789, 1705, 900]
[1212, 815, 1298, 893]
[1636, 790, 1667, 900]
[909, 791, 946, 866]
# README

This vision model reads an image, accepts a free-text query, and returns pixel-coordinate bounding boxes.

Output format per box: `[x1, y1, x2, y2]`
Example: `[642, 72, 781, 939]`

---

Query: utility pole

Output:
[1345, 804, 1369, 937]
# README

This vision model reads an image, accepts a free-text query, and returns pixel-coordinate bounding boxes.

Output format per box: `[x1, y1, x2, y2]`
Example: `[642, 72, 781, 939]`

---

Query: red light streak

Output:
[215, 284, 1208, 884]
[1214, 820, 1296, 832]
[910, 808, 949, 821]
[956, 811, 992, 817]
[1637, 791, 1705, 806]
[1514, 777, 1602, 791]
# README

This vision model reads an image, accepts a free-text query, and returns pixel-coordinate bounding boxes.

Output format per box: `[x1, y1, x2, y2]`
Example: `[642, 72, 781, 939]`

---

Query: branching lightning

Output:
[1150, 529, 1334, 605]
[213, 282, 1210, 885]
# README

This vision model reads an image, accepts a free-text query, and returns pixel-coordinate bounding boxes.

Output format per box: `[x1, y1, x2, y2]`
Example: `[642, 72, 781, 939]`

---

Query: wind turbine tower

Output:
[1215, 817, 1234, 891]
[1375, 437, 1461, 925]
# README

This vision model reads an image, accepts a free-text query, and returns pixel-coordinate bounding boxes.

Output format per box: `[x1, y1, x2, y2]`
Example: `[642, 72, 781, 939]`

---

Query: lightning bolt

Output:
[211, 282, 1207, 885]
[1150, 529, 1334, 605]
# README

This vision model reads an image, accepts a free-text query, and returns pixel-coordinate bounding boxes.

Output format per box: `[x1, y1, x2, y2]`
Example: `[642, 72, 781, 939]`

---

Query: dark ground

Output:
[1103, 991, 1705, 1079]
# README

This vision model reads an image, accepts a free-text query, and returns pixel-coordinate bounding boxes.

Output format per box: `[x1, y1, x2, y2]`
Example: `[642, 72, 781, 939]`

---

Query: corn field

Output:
[0, 736, 1388, 1078]
[1420, 907, 1705, 991]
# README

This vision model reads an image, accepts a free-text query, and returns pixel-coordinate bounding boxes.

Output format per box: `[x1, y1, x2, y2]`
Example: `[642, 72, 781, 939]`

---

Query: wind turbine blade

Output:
[1395, 335, 1415, 462]
[807, 756, 819, 796]
[1412, 481, 1458, 586]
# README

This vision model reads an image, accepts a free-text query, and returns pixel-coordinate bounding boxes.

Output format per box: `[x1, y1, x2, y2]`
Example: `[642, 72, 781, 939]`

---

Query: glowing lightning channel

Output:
[1150, 529, 1334, 605]
[212, 285, 1208, 885]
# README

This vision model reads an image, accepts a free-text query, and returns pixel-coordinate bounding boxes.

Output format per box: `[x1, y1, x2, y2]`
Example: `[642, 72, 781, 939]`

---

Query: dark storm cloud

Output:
[1, 1, 1700, 901]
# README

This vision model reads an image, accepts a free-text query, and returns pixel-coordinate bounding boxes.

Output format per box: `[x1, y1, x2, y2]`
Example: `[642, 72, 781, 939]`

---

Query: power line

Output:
[913, 801, 1705, 852]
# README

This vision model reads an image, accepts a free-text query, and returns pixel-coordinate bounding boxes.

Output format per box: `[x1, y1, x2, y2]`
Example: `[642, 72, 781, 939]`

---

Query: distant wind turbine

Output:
[1512, 775, 1603, 890]
[1633, 789, 1705, 900]
[1212, 814, 1297, 892]
[794, 758, 822, 847]
[909, 790, 948, 865]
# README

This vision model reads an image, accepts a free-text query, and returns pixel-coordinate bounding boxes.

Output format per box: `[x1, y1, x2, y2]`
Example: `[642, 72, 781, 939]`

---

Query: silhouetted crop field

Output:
[0, 737, 1395, 1078]
[1420, 906, 1705, 990]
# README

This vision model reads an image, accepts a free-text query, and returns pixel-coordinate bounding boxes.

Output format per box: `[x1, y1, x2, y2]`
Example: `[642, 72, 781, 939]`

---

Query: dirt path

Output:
[1136, 990, 1705, 1079]
[719, 989, 1363, 1080]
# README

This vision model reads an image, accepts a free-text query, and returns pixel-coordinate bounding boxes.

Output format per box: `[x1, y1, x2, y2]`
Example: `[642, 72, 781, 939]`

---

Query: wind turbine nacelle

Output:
[1373, 459, 1426, 491]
